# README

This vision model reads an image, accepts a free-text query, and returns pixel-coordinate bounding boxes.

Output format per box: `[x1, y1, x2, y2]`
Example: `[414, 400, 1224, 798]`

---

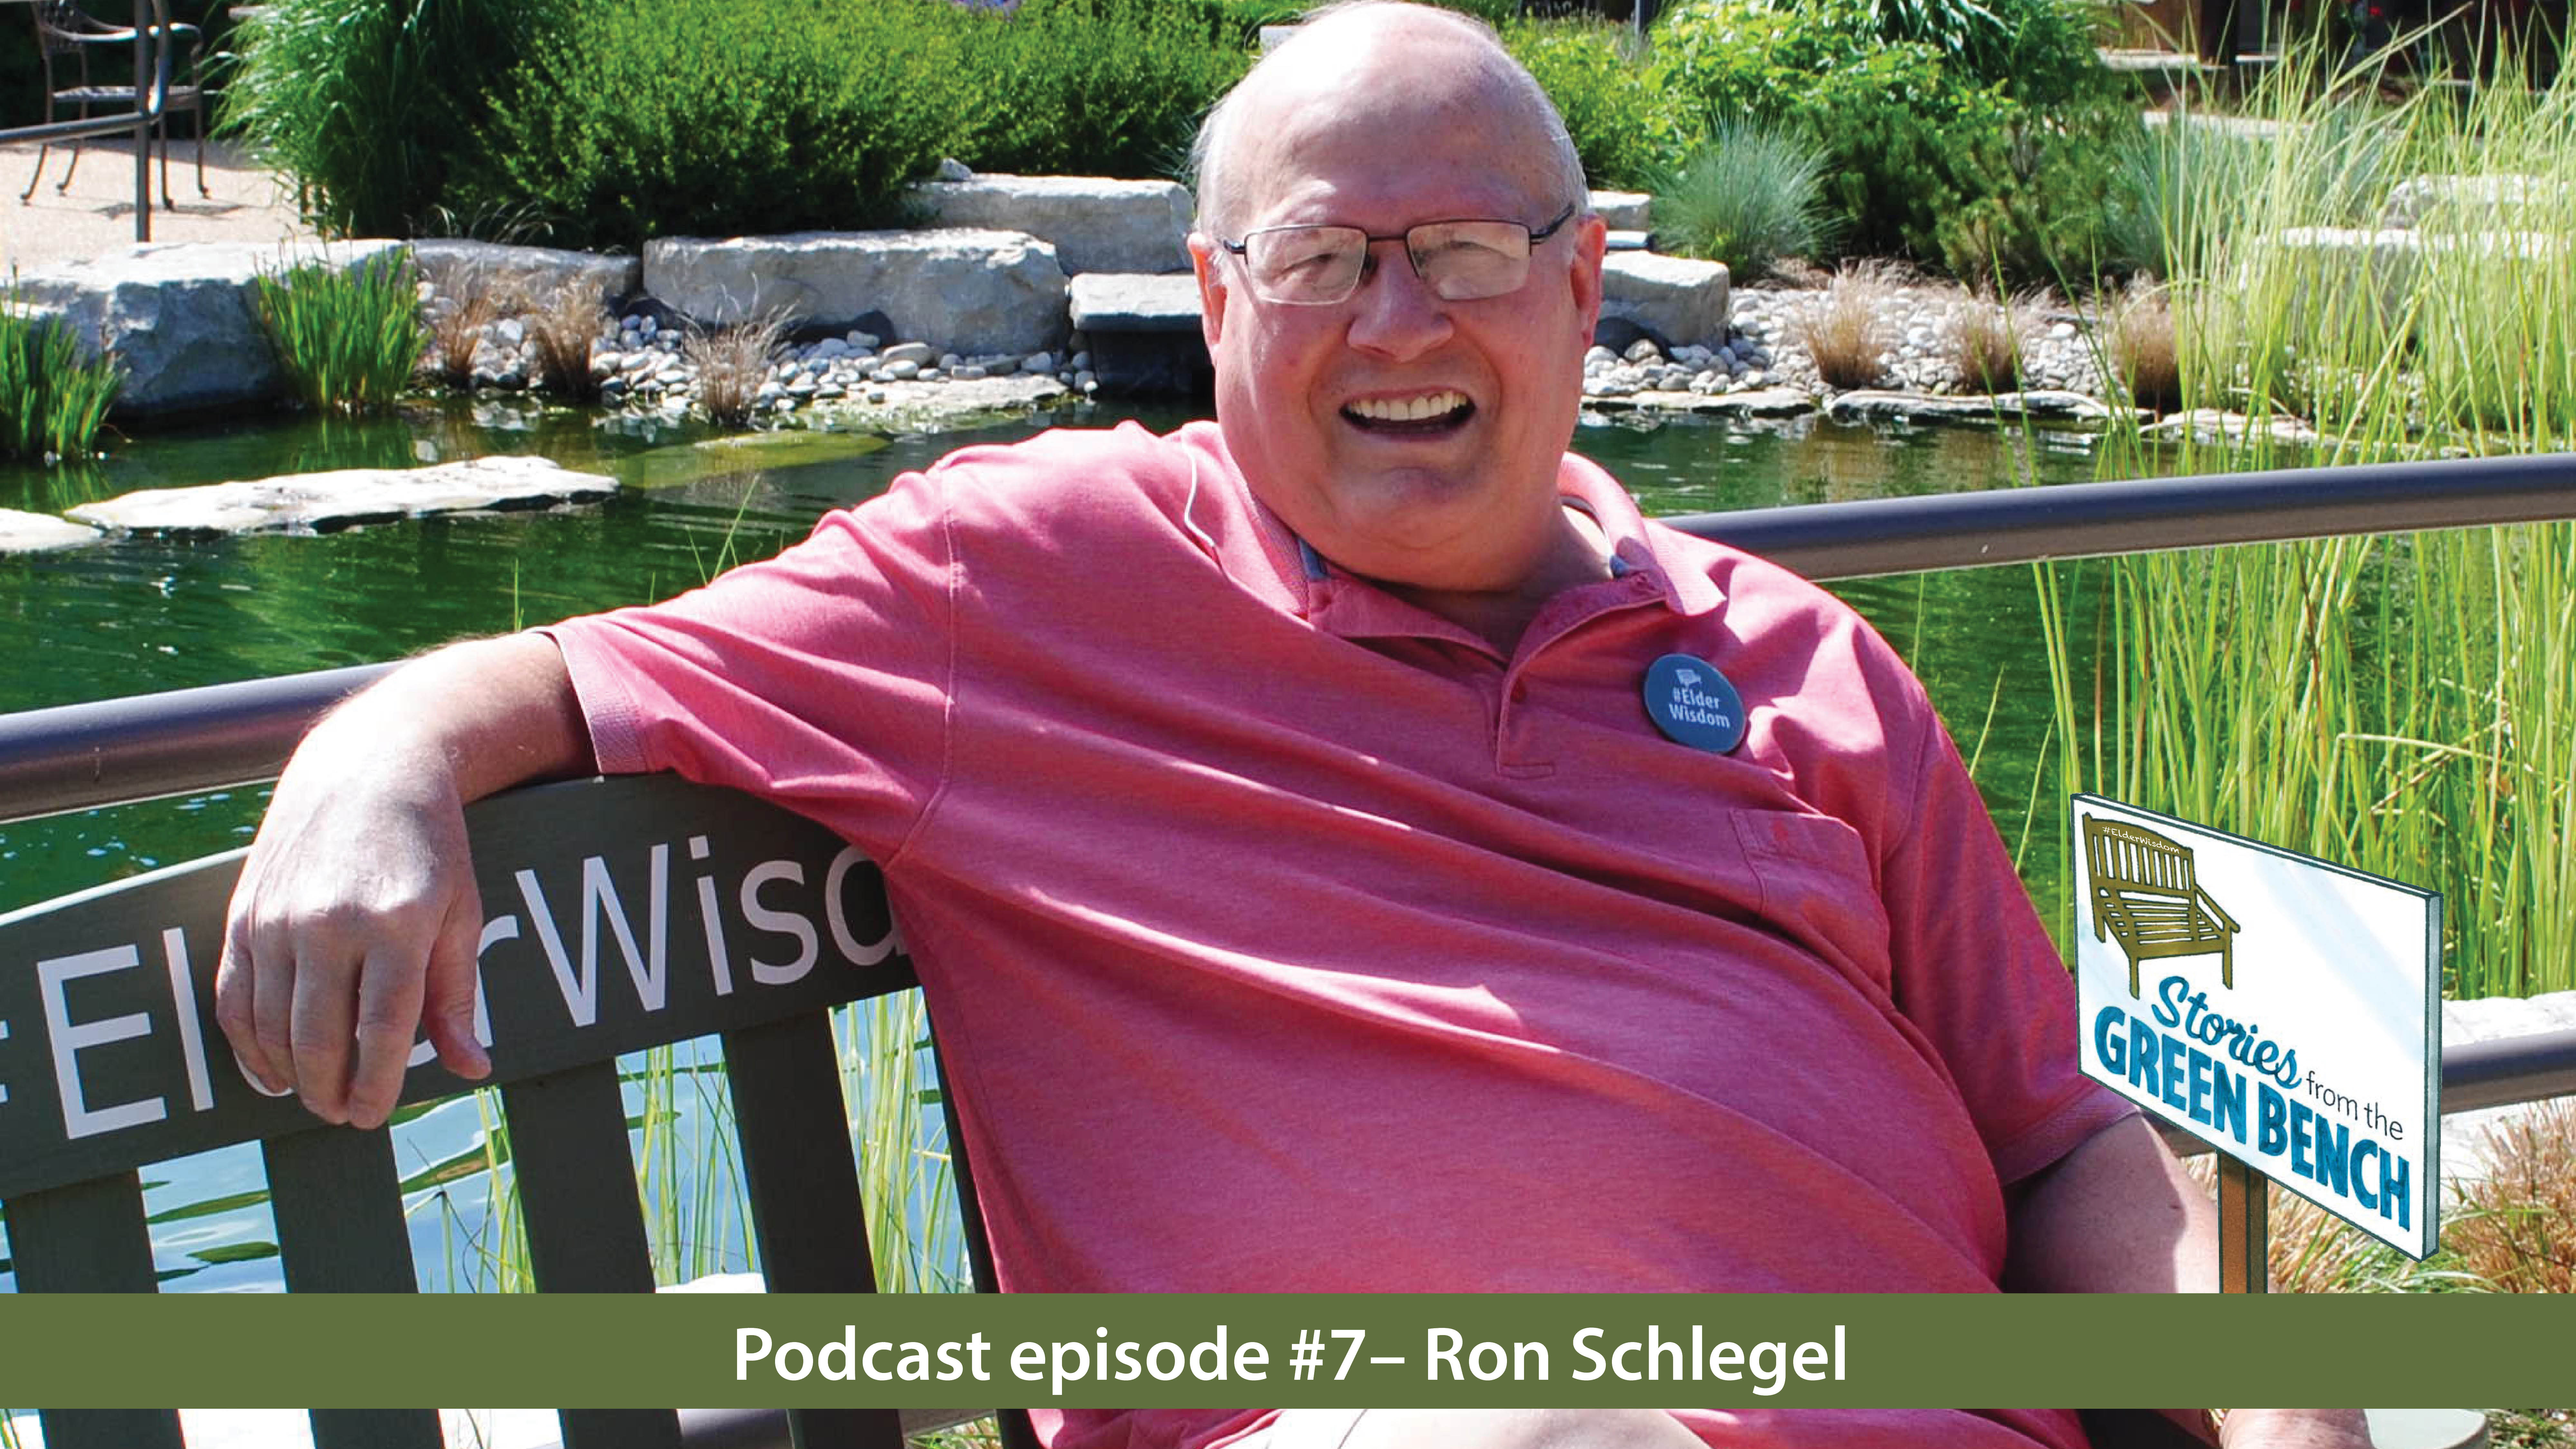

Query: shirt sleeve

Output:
[1876, 673, 2138, 1187]
[540, 465, 956, 867]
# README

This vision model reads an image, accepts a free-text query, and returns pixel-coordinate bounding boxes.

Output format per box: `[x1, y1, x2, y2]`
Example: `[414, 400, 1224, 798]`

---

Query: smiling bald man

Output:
[214, 6, 2370, 1448]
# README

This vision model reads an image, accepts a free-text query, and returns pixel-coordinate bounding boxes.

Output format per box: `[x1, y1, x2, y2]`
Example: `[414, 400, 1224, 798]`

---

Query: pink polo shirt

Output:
[549, 421, 2131, 1449]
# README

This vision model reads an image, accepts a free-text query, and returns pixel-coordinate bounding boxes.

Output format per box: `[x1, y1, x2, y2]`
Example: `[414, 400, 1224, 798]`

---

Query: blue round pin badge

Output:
[1643, 653, 1747, 754]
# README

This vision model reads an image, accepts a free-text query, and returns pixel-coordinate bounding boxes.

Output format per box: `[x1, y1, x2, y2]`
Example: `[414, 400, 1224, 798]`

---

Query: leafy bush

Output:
[947, 0, 1252, 181]
[1503, 18, 1680, 191]
[1652, 118, 1837, 278]
[462, 0, 971, 253]
[219, 0, 572, 238]
[251, 251, 430, 413]
[1, 295, 122, 461]
[1652, 0, 2137, 278]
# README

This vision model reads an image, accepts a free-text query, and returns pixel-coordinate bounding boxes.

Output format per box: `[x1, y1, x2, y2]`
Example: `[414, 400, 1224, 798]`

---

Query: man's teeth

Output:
[1347, 390, 1468, 422]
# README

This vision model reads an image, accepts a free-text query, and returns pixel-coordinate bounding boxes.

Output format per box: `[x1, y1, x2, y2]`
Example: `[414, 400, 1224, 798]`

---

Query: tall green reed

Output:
[251, 251, 432, 415]
[2047, 34, 2576, 999]
[0, 292, 121, 462]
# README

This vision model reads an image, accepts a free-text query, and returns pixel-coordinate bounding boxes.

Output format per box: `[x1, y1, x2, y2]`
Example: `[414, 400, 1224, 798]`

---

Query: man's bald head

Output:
[1189, 1, 1589, 241]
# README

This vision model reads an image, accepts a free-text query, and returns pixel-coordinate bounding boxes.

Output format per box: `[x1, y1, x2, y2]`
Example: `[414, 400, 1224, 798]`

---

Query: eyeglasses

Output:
[1219, 202, 1580, 306]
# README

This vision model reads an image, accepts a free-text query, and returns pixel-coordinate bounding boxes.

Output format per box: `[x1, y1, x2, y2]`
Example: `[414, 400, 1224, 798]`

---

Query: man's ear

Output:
[1188, 232, 1229, 349]
[1567, 213, 1609, 347]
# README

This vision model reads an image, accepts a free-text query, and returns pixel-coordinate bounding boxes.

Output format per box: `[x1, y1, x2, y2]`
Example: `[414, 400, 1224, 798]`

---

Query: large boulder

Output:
[916, 176, 1193, 274]
[1589, 189, 1652, 231]
[1067, 273, 1209, 396]
[2439, 990, 2576, 1183]
[408, 239, 642, 307]
[1600, 252, 1729, 348]
[643, 230, 1070, 357]
[13, 240, 410, 417]
[2265, 227, 2561, 333]
[1067, 272, 1203, 333]
[2380, 174, 2571, 230]
[66, 455, 617, 537]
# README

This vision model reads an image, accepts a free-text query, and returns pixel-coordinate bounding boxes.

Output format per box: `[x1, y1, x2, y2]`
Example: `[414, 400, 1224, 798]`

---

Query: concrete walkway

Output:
[2, 133, 319, 275]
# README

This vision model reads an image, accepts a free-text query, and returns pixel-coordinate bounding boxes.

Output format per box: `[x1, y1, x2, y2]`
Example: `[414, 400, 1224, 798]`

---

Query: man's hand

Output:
[215, 634, 592, 1129]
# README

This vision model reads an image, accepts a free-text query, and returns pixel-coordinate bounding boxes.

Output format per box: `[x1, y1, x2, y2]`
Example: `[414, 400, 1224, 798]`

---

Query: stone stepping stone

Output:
[65, 455, 618, 537]
[1587, 387, 1814, 418]
[0, 508, 104, 554]
[1825, 389, 2124, 426]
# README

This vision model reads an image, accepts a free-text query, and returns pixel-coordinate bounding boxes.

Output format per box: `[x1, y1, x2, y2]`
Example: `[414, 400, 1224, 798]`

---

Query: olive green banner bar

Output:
[0, 1293, 2568, 1407]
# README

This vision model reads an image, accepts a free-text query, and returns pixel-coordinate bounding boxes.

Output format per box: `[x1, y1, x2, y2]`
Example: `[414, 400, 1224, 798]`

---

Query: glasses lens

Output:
[1408, 221, 1531, 302]
[1245, 226, 1368, 303]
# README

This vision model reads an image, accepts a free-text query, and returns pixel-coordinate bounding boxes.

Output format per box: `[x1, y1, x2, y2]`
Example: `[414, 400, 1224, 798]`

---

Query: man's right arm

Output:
[215, 632, 593, 1132]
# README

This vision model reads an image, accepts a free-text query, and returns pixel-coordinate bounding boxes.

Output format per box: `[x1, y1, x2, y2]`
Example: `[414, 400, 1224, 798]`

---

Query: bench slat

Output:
[264, 1127, 447, 1449]
[724, 1011, 909, 1449]
[311, 1409, 445, 1449]
[264, 1123, 420, 1292]
[725, 1012, 877, 1293]
[503, 1061, 657, 1292]
[34, 1409, 186, 1449]
[10, 1174, 186, 1449]
[503, 1063, 682, 1449]
[8, 1169, 161, 1291]
[556, 1408, 687, 1449]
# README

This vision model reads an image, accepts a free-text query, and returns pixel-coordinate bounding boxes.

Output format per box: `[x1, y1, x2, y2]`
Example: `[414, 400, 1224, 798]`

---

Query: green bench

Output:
[0, 769, 2501, 1449]
[2083, 815, 2243, 997]
[0, 772, 1036, 1449]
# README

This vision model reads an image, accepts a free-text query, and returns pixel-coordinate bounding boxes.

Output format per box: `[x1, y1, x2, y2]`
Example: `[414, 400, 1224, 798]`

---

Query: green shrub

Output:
[218, 0, 572, 238]
[1652, 119, 1837, 277]
[948, 0, 1252, 181]
[1651, 0, 2135, 278]
[461, 0, 971, 253]
[1502, 18, 1681, 191]
[1, 295, 122, 462]
[250, 251, 430, 414]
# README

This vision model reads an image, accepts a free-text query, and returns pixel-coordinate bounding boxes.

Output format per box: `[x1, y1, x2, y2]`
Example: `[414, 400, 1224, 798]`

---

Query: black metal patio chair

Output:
[17, 0, 211, 211]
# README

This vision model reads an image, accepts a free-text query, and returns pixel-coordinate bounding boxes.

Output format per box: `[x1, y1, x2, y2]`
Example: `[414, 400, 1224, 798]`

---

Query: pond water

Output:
[0, 396, 2118, 1294]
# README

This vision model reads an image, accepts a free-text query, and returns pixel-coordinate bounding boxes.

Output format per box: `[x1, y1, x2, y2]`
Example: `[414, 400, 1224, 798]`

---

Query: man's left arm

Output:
[2003, 1118, 2375, 1449]
[1853, 649, 2372, 1449]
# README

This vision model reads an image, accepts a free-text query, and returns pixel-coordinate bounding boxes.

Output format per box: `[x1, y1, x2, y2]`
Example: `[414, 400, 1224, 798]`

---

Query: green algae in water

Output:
[620, 430, 891, 491]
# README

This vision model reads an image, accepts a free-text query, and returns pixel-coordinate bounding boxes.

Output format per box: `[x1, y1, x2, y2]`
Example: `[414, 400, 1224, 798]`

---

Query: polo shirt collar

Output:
[1195, 424, 1724, 641]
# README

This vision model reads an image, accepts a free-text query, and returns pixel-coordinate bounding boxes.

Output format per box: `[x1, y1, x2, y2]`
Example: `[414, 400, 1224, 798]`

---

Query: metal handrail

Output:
[1, 0, 184, 242]
[13, 453, 2572, 825]
[4, 452, 2573, 1122]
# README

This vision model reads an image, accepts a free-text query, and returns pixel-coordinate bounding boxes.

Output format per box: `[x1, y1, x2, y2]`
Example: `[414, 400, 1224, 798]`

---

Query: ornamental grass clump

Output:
[1652, 119, 1837, 281]
[251, 252, 430, 414]
[684, 313, 790, 427]
[1942, 288, 2037, 394]
[1794, 262, 1899, 390]
[422, 258, 507, 392]
[2448, 1101, 2576, 1293]
[519, 280, 611, 403]
[1, 294, 122, 462]
[2100, 279, 2181, 413]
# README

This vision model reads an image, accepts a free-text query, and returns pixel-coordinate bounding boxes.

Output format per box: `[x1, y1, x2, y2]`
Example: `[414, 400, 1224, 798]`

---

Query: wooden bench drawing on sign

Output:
[2082, 815, 2242, 997]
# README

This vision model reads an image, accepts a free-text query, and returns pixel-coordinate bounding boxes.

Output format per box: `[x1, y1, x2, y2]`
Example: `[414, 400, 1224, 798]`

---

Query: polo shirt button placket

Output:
[1495, 673, 1551, 775]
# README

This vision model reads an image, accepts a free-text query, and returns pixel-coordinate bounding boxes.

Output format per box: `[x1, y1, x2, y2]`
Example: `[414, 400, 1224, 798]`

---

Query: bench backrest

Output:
[2083, 817, 2200, 898]
[0, 773, 971, 1449]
